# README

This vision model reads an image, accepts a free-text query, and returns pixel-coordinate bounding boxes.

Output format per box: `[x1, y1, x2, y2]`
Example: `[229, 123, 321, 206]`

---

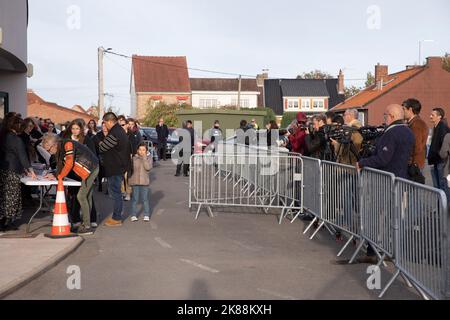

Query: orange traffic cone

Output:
[45, 179, 77, 239]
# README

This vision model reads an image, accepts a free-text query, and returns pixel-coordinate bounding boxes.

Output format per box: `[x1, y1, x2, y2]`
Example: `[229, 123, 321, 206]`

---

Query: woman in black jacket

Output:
[0, 116, 36, 231]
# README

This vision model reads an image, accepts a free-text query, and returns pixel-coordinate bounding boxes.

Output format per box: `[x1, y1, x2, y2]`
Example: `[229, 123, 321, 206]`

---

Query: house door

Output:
[0, 91, 9, 122]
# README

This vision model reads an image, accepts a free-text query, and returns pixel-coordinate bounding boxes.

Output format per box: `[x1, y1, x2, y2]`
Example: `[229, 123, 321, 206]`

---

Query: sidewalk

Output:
[0, 233, 83, 299]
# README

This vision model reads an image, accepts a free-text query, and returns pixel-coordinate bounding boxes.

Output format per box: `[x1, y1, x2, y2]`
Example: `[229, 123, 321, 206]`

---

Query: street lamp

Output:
[419, 40, 434, 65]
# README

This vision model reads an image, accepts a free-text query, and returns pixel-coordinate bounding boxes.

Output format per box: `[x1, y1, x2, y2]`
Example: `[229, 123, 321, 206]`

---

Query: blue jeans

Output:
[108, 175, 124, 221]
[131, 185, 151, 217]
[431, 163, 450, 203]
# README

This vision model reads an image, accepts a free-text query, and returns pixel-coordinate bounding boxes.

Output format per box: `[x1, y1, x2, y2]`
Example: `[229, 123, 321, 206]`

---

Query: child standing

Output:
[129, 143, 152, 222]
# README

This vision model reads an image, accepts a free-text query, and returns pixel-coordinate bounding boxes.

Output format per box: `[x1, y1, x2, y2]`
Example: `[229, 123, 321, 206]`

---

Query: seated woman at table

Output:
[0, 116, 37, 231]
[42, 133, 99, 235]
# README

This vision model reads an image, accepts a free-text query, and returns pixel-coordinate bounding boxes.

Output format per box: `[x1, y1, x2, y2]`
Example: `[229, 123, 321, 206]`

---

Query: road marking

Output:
[149, 221, 158, 230]
[180, 259, 220, 274]
[154, 237, 172, 249]
[232, 240, 262, 251]
[156, 209, 165, 216]
[257, 288, 296, 300]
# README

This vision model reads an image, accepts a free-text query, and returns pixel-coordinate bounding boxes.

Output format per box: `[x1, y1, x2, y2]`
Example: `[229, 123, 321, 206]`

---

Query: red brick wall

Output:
[366, 63, 450, 129]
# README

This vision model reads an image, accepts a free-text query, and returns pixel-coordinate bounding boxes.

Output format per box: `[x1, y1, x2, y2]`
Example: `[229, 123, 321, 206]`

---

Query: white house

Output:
[190, 78, 263, 109]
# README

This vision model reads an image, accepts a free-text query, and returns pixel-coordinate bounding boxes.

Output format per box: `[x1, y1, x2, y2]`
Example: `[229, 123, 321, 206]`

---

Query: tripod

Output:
[335, 138, 360, 164]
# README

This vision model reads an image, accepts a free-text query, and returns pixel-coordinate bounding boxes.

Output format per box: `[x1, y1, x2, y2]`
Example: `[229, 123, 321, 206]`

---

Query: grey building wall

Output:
[0, 0, 28, 117]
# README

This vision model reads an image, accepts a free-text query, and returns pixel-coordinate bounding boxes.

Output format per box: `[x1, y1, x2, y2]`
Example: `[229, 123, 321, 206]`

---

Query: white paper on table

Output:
[20, 176, 81, 186]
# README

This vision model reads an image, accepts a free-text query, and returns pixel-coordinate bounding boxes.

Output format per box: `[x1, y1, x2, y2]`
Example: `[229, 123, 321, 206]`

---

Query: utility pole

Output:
[237, 75, 242, 110]
[98, 46, 105, 120]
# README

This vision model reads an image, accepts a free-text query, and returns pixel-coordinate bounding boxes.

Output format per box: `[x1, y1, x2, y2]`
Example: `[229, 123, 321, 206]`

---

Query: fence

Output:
[378, 178, 448, 300]
[189, 152, 304, 222]
[189, 147, 449, 300]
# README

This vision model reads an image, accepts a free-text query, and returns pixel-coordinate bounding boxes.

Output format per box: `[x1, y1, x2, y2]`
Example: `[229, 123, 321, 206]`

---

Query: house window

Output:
[287, 99, 299, 110]
[301, 99, 310, 110]
[231, 99, 250, 108]
[200, 99, 218, 108]
[313, 99, 325, 109]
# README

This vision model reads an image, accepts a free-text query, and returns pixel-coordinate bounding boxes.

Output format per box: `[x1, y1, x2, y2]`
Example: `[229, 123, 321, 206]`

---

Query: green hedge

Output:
[281, 112, 298, 129]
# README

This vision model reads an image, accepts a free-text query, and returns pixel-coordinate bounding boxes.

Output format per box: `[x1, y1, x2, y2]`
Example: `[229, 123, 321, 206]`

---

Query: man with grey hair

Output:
[332, 109, 363, 165]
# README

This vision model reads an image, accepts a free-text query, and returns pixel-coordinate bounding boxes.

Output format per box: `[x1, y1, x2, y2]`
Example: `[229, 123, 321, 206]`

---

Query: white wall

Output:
[0, 0, 28, 63]
[192, 91, 259, 109]
[0, 0, 28, 116]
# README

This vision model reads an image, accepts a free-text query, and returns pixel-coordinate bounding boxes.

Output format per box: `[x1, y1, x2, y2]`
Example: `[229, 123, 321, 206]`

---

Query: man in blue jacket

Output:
[355, 104, 414, 264]
[357, 104, 414, 179]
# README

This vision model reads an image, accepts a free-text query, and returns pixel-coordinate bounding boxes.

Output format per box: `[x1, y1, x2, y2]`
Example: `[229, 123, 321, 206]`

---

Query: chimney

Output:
[256, 72, 269, 87]
[375, 63, 388, 90]
[337, 69, 344, 95]
[426, 56, 442, 69]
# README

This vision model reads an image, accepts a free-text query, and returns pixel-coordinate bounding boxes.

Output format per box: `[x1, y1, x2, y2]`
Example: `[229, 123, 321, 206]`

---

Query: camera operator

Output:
[331, 109, 363, 165]
[305, 114, 329, 160]
[287, 112, 308, 155]
[357, 104, 414, 179]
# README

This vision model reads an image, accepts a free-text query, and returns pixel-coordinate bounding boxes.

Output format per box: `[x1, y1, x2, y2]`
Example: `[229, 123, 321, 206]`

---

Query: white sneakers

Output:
[130, 216, 150, 222]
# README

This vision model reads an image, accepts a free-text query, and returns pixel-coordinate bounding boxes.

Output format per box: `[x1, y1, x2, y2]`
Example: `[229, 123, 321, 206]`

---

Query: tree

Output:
[344, 85, 361, 99]
[141, 100, 192, 127]
[443, 53, 450, 72]
[297, 70, 333, 79]
[365, 72, 375, 87]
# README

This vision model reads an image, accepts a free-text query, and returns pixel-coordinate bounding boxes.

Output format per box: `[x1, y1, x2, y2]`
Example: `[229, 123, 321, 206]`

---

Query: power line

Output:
[105, 50, 257, 78]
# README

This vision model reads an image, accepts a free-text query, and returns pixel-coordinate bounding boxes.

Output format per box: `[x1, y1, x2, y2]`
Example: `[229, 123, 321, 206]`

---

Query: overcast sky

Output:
[28, 0, 450, 115]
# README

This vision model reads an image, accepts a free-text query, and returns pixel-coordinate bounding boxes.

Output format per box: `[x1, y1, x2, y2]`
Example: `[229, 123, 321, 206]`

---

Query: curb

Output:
[0, 236, 84, 299]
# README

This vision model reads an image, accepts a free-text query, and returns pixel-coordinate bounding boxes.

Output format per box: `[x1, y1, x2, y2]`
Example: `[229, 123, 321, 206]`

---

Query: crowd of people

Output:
[263, 99, 449, 201]
[0, 112, 150, 233]
[0, 100, 449, 234]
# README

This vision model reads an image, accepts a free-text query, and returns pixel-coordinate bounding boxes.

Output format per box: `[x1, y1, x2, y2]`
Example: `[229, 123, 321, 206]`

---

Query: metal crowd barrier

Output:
[303, 161, 361, 256]
[379, 178, 449, 300]
[349, 168, 396, 265]
[189, 152, 304, 223]
[298, 156, 322, 232]
[189, 142, 449, 299]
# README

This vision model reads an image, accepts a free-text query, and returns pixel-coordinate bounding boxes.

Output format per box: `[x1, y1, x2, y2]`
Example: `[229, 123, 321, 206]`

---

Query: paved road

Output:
[6, 161, 419, 300]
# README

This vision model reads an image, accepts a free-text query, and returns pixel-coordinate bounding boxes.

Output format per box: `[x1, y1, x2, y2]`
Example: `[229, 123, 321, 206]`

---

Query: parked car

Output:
[141, 127, 180, 158]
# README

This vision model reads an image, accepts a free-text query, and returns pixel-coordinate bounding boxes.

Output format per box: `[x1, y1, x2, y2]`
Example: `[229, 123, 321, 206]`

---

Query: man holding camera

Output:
[357, 104, 414, 179]
[305, 114, 330, 160]
[332, 109, 363, 165]
[288, 112, 308, 155]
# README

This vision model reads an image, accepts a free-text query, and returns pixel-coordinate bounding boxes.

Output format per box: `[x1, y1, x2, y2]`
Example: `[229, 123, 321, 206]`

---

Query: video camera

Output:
[358, 125, 386, 158]
[323, 124, 355, 144]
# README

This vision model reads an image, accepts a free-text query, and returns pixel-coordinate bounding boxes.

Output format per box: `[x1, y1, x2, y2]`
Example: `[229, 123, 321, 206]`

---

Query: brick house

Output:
[190, 78, 263, 109]
[130, 55, 191, 120]
[27, 90, 97, 125]
[332, 57, 450, 128]
[264, 72, 346, 118]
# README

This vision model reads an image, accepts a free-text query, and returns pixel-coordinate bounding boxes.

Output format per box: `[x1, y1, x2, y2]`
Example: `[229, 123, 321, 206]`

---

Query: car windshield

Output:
[168, 129, 179, 141]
